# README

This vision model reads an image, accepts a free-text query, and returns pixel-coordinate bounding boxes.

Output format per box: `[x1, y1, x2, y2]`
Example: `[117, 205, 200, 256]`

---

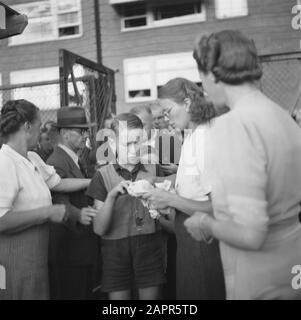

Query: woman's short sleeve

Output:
[0, 155, 19, 217]
[211, 114, 269, 232]
[28, 151, 61, 189]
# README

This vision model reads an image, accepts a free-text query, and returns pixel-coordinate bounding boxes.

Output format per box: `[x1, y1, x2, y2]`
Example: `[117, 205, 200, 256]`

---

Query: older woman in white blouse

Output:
[185, 30, 301, 300]
[0, 100, 95, 300]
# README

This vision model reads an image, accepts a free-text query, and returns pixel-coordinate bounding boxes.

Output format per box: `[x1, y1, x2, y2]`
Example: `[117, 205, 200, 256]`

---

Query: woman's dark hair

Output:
[193, 30, 262, 85]
[111, 113, 143, 135]
[158, 77, 216, 124]
[0, 99, 39, 138]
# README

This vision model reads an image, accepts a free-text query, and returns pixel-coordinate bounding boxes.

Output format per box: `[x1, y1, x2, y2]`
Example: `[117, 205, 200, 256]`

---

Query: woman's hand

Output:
[108, 180, 131, 199]
[47, 204, 67, 223]
[184, 212, 214, 242]
[142, 189, 174, 209]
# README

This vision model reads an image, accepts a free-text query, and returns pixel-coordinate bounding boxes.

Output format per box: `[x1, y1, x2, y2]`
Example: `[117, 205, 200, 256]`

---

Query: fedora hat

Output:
[53, 107, 96, 129]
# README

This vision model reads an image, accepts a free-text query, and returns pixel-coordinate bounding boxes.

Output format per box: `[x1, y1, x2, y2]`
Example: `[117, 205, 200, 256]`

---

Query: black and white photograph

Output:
[0, 0, 301, 307]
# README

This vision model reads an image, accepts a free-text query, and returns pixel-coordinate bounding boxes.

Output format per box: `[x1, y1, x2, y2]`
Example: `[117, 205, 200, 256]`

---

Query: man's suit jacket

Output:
[47, 146, 99, 267]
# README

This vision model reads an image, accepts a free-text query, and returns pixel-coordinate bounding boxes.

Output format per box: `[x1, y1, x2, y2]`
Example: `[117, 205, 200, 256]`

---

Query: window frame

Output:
[121, 1, 206, 32]
[8, 0, 83, 46]
[123, 52, 200, 103]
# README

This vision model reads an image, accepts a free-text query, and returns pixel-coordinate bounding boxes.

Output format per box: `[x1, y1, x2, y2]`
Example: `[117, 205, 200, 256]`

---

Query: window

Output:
[215, 0, 248, 19]
[9, 0, 82, 46]
[121, 1, 206, 31]
[124, 52, 200, 103]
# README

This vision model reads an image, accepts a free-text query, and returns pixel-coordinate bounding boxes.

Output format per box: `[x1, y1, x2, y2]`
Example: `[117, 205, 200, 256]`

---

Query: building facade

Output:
[0, 0, 98, 116]
[99, 0, 301, 113]
[0, 0, 300, 114]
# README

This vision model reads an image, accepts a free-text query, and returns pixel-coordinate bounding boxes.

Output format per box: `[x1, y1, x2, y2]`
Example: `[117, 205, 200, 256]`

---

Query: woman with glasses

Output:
[143, 78, 226, 300]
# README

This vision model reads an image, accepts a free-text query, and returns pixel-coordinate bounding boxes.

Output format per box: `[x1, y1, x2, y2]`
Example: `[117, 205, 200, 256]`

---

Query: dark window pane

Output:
[59, 25, 80, 37]
[124, 17, 147, 28]
[154, 3, 201, 20]
[129, 89, 151, 98]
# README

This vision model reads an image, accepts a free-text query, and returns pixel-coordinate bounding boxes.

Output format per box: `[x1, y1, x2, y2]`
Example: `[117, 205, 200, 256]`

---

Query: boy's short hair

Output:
[130, 105, 152, 116]
[111, 113, 143, 135]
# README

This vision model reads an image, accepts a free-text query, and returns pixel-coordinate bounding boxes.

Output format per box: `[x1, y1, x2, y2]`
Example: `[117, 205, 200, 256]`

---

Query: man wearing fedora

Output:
[47, 107, 101, 300]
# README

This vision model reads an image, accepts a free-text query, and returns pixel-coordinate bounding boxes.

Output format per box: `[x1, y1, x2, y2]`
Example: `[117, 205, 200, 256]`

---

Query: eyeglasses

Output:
[154, 115, 164, 121]
[163, 110, 170, 122]
[70, 128, 89, 136]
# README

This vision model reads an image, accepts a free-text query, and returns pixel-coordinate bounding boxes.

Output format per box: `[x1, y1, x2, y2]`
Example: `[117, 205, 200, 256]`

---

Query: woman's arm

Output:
[169, 193, 212, 216]
[185, 213, 267, 251]
[0, 204, 66, 234]
[143, 189, 212, 216]
[210, 218, 267, 250]
[51, 178, 91, 192]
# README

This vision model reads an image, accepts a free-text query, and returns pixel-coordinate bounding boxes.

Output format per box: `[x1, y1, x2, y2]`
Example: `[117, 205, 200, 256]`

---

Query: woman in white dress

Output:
[0, 99, 95, 300]
[143, 78, 226, 300]
[185, 30, 301, 300]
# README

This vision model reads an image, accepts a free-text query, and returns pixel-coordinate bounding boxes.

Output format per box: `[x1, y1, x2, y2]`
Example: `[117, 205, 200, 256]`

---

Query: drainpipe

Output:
[94, 0, 102, 63]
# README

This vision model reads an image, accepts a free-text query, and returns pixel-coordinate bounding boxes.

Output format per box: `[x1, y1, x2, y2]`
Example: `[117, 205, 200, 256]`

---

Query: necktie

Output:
[78, 159, 87, 178]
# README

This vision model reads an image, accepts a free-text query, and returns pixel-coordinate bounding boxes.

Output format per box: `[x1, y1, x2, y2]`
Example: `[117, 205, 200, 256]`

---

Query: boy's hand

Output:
[109, 180, 131, 199]
[79, 207, 98, 226]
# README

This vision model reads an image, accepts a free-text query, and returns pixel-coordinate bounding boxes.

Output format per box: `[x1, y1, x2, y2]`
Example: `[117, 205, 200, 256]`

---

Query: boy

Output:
[130, 105, 158, 164]
[86, 113, 166, 300]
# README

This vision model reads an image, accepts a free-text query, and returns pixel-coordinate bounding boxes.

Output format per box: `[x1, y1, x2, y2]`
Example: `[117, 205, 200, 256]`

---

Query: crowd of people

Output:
[1, 30, 301, 300]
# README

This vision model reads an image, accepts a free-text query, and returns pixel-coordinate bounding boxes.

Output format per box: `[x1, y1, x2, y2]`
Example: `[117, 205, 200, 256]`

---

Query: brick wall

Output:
[98, 0, 300, 113]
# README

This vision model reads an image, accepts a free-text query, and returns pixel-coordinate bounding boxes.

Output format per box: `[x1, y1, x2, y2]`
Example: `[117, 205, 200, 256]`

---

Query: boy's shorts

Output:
[101, 232, 166, 293]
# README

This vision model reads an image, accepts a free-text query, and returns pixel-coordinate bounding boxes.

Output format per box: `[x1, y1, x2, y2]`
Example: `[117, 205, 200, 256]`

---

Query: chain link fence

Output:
[59, 50, 116, 137]
[0, 80, 61, 124]
[0, 76, 94, 126]
[260, 52, 301, 114]
[1, 52, 300, 128]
